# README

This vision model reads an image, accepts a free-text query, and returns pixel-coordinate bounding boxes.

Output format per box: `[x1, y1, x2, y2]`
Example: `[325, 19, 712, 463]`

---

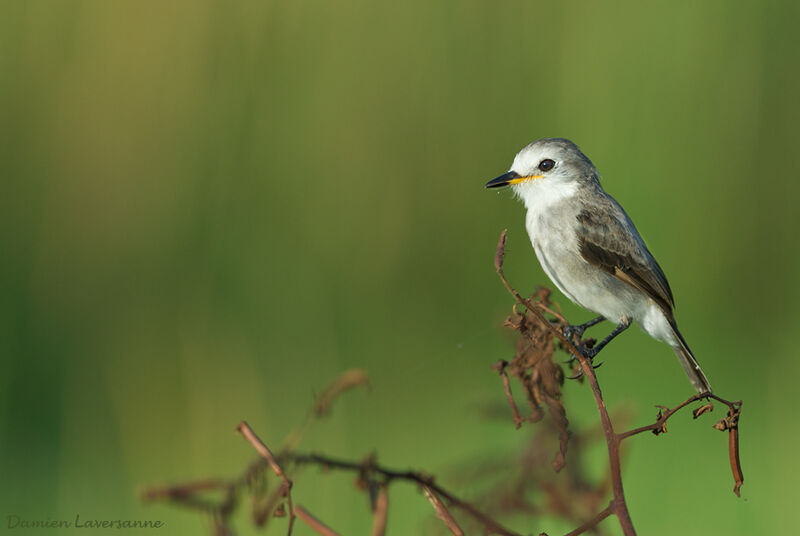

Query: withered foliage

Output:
[492, 230, 744, 535]
[142, 370, 373, 536]
[142, 370, 523, 536]
[142, 231, 744, 536]
[493, 287, 570, 472]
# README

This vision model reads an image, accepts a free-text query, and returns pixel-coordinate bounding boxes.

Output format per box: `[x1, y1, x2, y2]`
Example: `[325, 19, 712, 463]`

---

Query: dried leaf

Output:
[314, 369, 370, 417]
[494, 229, 508, 273]
[718, 405, 745, 497]
[496, 288, 572, 469]
[692, 403, 714, 419]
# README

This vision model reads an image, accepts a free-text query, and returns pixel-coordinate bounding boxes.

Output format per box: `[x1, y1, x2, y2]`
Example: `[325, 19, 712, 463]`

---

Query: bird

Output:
[485, 138, 711, 394]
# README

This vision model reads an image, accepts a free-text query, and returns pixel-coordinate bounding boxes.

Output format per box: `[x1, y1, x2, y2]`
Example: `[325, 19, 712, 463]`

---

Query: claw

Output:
[592, 360, 604, 369]
[567, 369, 584, 380]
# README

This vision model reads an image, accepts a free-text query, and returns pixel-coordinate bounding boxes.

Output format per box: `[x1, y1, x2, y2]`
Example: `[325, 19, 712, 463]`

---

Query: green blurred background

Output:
[1, 1, 798, 534]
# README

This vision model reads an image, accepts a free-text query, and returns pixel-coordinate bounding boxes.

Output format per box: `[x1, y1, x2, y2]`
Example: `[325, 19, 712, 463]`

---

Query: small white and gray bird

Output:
[486, 138, 711, 394]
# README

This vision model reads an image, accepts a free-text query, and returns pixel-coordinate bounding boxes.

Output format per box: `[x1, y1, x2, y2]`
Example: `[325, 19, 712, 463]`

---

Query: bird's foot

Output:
[565, 318, 632, 380]
[565, 340, 604, 380]
[562, 337, 596, 364]
[561, 316, 605, 344]
[583, 344, 600, 359]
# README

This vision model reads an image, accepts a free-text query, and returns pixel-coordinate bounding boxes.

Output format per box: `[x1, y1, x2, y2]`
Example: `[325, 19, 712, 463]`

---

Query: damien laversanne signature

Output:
[7, 514, 164, 529]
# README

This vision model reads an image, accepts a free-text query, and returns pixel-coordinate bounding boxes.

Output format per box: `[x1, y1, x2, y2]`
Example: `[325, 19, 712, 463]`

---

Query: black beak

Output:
[485, 171, 520, 189]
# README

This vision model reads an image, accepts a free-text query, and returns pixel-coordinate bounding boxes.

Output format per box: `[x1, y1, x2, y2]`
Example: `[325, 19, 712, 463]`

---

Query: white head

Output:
[485, 138, 598, 201]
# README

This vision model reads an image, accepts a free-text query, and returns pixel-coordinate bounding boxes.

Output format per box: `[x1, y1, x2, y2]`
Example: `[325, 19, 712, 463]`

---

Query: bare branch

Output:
[371, 485, 389, 536]
[286, 453, 523, 536]
[616, 391, 743, 496]
[491, 360, 524, 429]
[728, 422, 744, 497]
[563, 502, 614, 536]
[616, 392, 743, 441]
[237, 422, 296, 535]
[710, 400, 744, 496]
[423, 486, 465, 536]
[295, 505, 341, 536]
[143, 370, 519, 536]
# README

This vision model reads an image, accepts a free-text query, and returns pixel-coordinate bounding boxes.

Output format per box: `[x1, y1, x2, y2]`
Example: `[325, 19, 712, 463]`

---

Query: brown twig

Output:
[295, 505, 341, 536]
[237, 421, 296, 535]
[371, 485, 389, 536]
[728, 422, 744, 497]
[617, 393, 740, 440]
[713, 399, 745, 496]
[492, 360, 524, 429]
[143, 368, 520, 536]
[143, 234, 744, 536]
[285, 453, 523, 536]
[615, 384, 744, 496]
[283, 368, 370, 452]
[423, 486, 465, 536]
[563, 502, 614, 536]
[314, 368, 370, 417]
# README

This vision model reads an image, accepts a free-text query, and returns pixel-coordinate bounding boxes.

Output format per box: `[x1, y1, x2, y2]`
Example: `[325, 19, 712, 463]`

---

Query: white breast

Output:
[518, 178, 579, 250]
[517, 179, 582, 302]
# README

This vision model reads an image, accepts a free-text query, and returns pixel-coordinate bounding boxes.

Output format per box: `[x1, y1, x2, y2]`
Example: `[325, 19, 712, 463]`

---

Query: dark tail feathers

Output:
[670, 323, 712, 394]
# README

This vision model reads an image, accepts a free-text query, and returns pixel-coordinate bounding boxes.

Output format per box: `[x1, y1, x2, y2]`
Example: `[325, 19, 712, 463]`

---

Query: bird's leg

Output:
[562, 316, 606, 369]
[562, 315, 605, 342]
[567, 319, 630, 379]
[584, 317, 632, 358]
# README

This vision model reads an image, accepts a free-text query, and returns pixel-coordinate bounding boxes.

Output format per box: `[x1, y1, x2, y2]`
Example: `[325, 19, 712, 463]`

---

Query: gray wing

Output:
[575, 197, 675, 315]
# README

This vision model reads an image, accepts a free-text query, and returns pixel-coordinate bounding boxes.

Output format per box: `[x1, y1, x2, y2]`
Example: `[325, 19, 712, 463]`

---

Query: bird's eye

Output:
[538, 159, 555, 172]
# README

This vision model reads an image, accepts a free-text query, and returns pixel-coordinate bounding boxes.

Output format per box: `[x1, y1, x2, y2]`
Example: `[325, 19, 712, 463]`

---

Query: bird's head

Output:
[485, 138, 597, 197]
